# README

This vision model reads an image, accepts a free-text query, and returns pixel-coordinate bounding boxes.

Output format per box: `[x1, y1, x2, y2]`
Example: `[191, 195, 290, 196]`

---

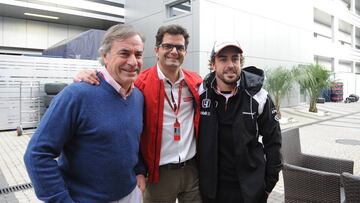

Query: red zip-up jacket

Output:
[135, 64, 202, 183]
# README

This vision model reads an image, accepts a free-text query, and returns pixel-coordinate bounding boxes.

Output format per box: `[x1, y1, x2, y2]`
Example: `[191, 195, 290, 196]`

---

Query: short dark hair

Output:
[208, 52, 245, 70]
[155, 24, 190, 49]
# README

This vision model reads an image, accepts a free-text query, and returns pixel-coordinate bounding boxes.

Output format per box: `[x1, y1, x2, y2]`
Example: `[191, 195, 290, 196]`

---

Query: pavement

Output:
[269, 101, 360, 203]
[0, 101, 360, 202]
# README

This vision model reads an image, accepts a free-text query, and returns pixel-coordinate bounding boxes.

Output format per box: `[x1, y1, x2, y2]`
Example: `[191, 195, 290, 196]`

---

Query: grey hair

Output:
[99, 24, 145, 65]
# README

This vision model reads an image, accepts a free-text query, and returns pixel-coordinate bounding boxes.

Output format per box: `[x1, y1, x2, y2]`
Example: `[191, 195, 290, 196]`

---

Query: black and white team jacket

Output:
[197, 66, 283, 202]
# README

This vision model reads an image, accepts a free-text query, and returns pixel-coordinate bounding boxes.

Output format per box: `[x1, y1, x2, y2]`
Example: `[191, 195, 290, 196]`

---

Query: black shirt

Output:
[215, 91, 241, 182]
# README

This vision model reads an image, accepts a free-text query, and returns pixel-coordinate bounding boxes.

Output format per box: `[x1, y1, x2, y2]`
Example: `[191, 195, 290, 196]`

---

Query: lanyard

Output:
[164, 80, 183, 117]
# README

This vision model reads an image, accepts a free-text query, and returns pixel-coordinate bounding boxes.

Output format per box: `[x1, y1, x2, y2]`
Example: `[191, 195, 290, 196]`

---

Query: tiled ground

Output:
[268, 102, 360, 202]
[0, 131, 40, 203]
[0, 102, 360, 202]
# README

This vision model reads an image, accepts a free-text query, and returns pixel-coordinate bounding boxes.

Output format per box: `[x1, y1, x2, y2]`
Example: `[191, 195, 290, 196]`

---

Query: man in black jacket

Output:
[198, 40, 282, 203]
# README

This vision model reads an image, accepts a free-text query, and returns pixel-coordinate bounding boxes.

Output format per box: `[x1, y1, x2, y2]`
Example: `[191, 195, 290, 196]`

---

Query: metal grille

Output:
[0, 183, 33, 195]
[0, 55, 100, 130]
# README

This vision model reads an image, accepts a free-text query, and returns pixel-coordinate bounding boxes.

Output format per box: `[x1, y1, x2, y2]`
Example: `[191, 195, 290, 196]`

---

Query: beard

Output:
[216, 70, 240, 85]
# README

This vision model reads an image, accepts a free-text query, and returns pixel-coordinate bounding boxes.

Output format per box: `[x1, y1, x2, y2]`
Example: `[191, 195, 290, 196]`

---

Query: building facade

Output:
[313, 0, 360, 100]
[0, 0, 124, 55]
[1, 0, 360, 104]
[126, 0, 360, 104]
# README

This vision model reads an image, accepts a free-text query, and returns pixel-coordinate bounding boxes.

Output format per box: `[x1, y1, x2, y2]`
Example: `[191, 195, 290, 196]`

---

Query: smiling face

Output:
[212, 46, 242, 90]
[102, 35, 144, 88]
[155, 33, 186, 71]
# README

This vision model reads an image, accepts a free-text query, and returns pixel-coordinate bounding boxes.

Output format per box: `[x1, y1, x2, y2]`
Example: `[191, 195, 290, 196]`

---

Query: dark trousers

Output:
[202, 180, 268, 203]
[202, 181, 243, 203]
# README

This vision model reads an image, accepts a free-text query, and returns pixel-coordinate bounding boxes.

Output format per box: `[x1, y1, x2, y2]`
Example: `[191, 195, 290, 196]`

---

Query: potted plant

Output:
[293, 63, 332, 113]
[264, 66, 294, 119]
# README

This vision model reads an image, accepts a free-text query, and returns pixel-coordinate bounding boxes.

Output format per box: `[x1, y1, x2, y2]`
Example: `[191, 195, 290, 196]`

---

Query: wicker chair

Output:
[281, 128, 354, 203]
[341, 172, 360, 203]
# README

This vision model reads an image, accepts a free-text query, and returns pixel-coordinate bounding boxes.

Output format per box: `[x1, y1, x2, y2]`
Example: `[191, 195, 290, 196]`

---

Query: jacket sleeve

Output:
[23, 87, 77, 203]
[257, 95, 283, 193]
[134, 149, 147, 176]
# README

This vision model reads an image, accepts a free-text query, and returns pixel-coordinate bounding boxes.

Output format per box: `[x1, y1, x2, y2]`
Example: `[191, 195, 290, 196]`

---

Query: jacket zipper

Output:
[183, 77, 198, 141]
[244, 89, 259, 138]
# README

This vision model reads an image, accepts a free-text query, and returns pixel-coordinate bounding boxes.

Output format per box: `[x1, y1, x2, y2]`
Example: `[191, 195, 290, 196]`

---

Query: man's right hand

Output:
[73, 69, 100, 85]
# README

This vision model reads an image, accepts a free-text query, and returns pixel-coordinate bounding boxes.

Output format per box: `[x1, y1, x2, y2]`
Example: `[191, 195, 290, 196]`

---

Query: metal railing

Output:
[0, 55, 99, 130]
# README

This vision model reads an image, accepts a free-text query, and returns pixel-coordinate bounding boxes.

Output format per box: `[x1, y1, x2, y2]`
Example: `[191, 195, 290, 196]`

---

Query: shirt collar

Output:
[98, 67, 134, 99]
[156, 63, 185, 84]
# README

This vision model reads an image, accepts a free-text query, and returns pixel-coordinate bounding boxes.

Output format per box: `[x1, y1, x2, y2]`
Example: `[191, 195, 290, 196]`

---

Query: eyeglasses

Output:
[158, 43, 186, 52]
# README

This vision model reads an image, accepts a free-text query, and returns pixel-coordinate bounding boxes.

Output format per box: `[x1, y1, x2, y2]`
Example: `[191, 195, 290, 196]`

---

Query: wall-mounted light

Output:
[24, 12, 59, 20]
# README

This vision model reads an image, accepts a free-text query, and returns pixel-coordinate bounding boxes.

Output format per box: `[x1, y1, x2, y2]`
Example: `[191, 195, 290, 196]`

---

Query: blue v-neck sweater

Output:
[24, 77, 144, 203]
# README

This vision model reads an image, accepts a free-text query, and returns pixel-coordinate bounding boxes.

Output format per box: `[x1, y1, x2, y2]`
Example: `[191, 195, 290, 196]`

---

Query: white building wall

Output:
[127, 0, 314, 77]
[0, 17, 2, 46]
[3, 17, 27, 48]
[26, 20, 48, 49]
[47, 23, 70, 48]
[198, 0, 313, 77]
[356, 75, 360, 95]
[0, 17, 89, 53]
[198, 0, 313, 105]
[315, 56, 333, 71]
[314, 0, 360, 100]
[335, 72, 356, 97]
[314, 22, 332, 37]
[127, 0, 359, 104]
[338, 30, 352, 44]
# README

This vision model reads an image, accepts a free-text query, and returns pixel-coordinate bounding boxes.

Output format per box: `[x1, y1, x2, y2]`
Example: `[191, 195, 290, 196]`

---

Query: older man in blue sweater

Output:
[24, 24, 146, 203]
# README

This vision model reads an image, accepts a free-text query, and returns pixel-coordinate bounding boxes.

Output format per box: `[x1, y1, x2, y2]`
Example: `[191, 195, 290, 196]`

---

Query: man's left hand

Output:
[136, 174, 146, 193]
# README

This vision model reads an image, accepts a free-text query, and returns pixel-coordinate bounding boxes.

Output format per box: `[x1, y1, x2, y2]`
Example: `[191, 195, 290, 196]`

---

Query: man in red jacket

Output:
[74, 24, 202, 203]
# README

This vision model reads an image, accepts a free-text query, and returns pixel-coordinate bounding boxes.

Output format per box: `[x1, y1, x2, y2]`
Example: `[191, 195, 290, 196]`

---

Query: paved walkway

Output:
[268, 102, 360, 202]
[0, 130, 39, 203]
[0, 101, 360, 202]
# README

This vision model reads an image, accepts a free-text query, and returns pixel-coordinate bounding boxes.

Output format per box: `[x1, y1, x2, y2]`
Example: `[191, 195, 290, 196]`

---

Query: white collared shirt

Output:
[157, 64, 196, 165]
[98, 68, 134, 99]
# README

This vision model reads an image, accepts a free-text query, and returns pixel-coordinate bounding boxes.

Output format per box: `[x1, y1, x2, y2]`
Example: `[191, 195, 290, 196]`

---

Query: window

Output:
[355, 63, 360, 74]
[167, 0, 191, 18]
